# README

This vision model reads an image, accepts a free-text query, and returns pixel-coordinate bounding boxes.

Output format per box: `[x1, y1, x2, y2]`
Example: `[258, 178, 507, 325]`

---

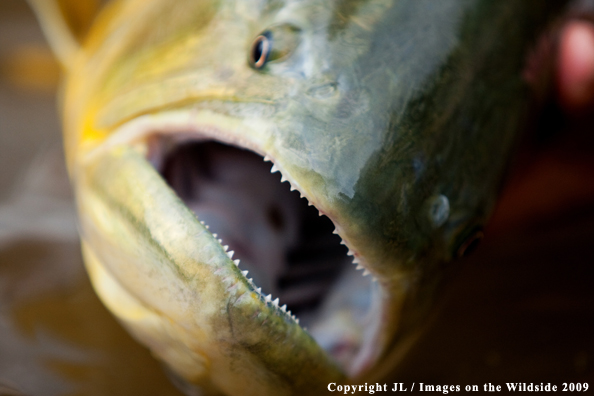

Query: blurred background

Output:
[0, 1, 184, 395]
[0, 1, 592, 395]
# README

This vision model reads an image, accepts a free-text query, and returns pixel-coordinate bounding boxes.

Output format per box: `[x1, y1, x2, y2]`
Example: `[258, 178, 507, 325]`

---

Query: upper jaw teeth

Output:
[263, 152, 378, 282]
[171, 140, 374, 336]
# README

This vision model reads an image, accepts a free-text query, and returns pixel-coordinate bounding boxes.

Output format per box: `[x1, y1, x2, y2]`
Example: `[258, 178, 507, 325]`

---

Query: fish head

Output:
[59, 0, 560, 394]
[71, 0, 492, 264]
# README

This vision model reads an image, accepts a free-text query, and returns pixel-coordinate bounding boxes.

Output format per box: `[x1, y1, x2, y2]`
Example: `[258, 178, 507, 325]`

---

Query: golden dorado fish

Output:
[29, 0, 570, 394]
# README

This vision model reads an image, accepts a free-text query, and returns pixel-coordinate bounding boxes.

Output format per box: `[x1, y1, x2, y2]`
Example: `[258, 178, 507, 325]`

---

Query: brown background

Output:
[0, 1, 592, 395]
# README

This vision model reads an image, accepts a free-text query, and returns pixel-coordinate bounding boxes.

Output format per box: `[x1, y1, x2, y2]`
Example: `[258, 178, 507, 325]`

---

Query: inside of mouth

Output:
[154, 139, 377, 372]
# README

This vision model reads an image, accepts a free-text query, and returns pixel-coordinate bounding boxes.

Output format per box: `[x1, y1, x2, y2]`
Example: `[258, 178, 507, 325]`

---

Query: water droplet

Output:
[427, 194, 449, 227]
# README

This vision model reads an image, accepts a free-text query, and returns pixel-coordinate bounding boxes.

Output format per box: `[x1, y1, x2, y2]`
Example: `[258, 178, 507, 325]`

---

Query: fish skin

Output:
[51, 0, 569, 394]
[78, 147, 344, 395]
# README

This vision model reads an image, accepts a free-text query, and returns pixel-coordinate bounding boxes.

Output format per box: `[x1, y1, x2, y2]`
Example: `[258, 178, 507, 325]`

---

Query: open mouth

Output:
[145, 135, 380, 374]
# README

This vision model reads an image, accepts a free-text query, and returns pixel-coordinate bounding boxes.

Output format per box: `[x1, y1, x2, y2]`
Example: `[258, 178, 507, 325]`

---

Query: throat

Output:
[158, 139, 377, 373]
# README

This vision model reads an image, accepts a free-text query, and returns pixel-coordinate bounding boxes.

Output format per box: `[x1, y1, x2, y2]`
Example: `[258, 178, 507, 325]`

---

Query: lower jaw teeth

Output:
[158, 138, 375, 370]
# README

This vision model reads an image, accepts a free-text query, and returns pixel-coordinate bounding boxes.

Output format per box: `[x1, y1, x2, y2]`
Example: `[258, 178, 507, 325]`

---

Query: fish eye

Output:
[455, 227, 484, 258]
[250, 32, 272, 69]
[249, 24, 301, 70]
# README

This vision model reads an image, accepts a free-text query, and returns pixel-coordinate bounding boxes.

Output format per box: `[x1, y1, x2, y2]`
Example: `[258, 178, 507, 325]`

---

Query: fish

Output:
[28, 0, 569, 394]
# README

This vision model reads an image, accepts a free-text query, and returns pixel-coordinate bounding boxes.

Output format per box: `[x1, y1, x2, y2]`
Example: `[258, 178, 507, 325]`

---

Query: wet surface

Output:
[0, 1, 593, 395]
[393, 207, 594, 387]
[391, 125, 594, 390]
[0, 2, 184, 394]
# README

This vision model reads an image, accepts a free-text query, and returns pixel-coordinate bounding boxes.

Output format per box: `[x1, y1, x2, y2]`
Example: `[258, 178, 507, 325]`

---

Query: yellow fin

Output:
[27, 0, 103, 70]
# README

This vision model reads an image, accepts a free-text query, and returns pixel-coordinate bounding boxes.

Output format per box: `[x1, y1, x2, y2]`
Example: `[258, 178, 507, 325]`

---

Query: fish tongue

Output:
[182, 142, 302, 297]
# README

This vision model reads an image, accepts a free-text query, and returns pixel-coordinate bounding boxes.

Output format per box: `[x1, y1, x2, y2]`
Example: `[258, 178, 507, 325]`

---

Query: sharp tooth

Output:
[256, 287, 262, 294]
[265, 294, 272, 303]
[272, 298, 279, 307]
[356, 264, 365, 270]
[307, 201, 313, 206]
[289, 185, 296, 191]
[280, 175, 287, 182]
[233, 259, 240, 266]
[241, 270, 249, 277]
[212, 233, 218, 238]
[218, 239, 223, 244]
[270, 164, 278, 173]
[347, 250, 354, 256]
[295, 317, 300, 324]
[332, 229, 339, 235]
[223, 245, 229, 251]
[372, 276, 378, 283]
[205, 224, 210, 229]
[318, 212, 323, 217]
[280, 304, 287, 312]
[226, 250, 234, 258]
[352, 257, 360, 264]
[362, 269, 371, 276]
[248, 278, 253, 283]
[263, 155, 271, 162]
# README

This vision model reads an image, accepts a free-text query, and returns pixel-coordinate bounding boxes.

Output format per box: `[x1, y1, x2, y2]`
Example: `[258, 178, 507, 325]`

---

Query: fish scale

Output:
[28, 0, 571, 394]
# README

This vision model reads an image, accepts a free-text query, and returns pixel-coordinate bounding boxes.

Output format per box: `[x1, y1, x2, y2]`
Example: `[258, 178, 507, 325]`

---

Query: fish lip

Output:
[87, 110, 269, 160]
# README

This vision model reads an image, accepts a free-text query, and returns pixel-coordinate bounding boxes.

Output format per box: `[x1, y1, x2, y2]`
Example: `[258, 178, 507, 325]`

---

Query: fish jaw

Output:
[75, 141, 348, 395]
[73, 101, 412, 373]
[60, 0, 572, 392]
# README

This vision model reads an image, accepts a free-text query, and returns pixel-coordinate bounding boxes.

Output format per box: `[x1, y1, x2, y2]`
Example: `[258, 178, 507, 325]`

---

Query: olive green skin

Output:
[63, 0, 568, 393]
[73, 0, 564, 270]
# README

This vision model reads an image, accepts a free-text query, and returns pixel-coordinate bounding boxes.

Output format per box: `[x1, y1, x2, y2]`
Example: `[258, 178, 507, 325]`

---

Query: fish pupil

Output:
[250, 33, 271, 69]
